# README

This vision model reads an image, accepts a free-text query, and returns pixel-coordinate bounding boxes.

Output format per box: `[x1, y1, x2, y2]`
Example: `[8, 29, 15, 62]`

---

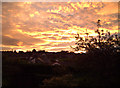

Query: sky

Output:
[2, 2, 119, 52]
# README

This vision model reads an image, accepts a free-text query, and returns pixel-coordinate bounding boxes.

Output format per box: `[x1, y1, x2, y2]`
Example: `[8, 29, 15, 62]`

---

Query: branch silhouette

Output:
[71, 20, 120, 54]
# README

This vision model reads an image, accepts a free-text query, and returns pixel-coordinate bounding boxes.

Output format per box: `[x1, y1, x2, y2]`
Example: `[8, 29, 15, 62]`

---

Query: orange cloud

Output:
[96, 2, 118, 15]
[17, 42, 23, 46]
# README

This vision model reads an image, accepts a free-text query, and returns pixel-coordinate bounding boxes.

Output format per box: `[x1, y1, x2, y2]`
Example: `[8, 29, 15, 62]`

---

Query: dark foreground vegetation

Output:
[2, 50, 120, 88]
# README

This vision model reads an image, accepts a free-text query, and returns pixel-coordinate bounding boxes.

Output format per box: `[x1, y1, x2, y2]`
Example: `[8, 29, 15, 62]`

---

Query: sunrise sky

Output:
[2, 1, 118, 52]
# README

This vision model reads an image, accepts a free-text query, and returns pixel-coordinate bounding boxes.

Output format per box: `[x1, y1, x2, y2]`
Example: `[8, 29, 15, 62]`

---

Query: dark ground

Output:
[2, 51, 120, 88]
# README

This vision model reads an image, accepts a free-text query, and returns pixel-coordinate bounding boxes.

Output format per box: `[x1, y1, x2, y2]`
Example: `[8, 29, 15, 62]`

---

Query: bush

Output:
[41, 74, 79, 88]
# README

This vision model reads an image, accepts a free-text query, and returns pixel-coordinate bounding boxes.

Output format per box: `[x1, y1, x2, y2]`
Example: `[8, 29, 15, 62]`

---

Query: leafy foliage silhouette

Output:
[71, 20, 120, 55]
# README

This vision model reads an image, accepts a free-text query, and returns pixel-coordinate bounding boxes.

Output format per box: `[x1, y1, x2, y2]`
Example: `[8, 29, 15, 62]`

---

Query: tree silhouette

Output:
[71, 20, 120, 55]
[32, 49, 36, 53]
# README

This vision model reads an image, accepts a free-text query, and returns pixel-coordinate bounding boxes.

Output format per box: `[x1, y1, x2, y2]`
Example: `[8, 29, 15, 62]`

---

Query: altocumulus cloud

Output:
[2, 2, 118, 52]
[2, 35, 20, 46]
